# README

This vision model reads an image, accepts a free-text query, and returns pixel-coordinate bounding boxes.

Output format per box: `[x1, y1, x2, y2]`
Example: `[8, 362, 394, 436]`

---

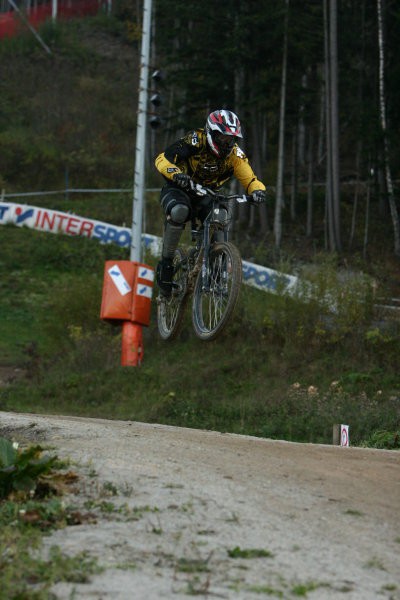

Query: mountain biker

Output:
[155, 109, 267, 297]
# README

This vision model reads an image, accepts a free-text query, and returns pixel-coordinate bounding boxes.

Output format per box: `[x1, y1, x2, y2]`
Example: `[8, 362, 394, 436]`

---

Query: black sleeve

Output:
[164, 134, 199, 164]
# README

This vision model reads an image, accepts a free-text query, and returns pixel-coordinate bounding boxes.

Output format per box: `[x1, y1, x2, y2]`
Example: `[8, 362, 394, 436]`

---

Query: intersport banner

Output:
[0, 201, 298, 295]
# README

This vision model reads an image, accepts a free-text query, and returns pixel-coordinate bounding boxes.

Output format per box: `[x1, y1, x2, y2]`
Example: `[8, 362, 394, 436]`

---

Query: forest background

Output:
[0, 0, 399, 447]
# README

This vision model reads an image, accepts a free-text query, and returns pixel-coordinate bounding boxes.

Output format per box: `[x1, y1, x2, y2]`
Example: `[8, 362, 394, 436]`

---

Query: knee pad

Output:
[161, 188, 192, 224]
[170, 203, 190, 224]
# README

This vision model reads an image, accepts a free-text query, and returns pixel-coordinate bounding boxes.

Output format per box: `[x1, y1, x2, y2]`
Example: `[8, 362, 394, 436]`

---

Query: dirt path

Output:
[1, 411, 399, 599]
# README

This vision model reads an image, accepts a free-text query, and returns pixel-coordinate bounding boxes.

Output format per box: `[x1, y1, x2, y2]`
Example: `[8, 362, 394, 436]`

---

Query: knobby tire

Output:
[192, 241, 242, 341]
[157, 248, 189, 341]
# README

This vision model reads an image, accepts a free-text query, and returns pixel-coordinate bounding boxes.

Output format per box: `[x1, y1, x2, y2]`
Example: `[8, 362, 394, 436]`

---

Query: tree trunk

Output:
[363, 175, 371, 260]
[329, 0, 341, 251]
[323, 0, 342, 252]
[274, 0, 289, 249]
[323, 0, 334, 251]
[290, 125, 298, 221]
[306, 128, 314, 237]
[349, 141, 362, 250]
[377, 0, 400, 256]
[317, 66, 325, 166]
[234, 64, 246, 229]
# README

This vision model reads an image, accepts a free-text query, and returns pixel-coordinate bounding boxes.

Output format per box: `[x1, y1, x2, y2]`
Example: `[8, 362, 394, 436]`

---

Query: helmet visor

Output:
[212, 131, 236, 155]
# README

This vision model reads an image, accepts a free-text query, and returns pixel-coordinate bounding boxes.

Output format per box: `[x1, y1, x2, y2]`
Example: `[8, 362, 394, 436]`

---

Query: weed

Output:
[0, 497, 69, 531]
[0, 434, 104, 596]
[291, 581, 330, 596]
[97, 500, 117, 513]
[1, 533, 102, 598]
[361, 430, 400, 449]
[0, 437, 59, 499]
[344, 509, 364, 517]
[176, 557, 211, 573]
[382, 584, 397, 591]
[227, 546, 274, 559]
[151, 526, 163, 535]
[183, 574, 211, 596]
[247, 585, 284, 597]
[364, 557, 387, 571]
[225, 512, 240, 523]
[114, 561, 137, 571]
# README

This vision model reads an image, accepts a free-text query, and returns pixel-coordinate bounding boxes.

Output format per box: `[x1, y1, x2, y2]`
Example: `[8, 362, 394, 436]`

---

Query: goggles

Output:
[213, 132, 236, 153]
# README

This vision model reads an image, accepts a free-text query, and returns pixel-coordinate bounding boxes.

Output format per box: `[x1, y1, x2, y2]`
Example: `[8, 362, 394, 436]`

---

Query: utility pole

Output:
[130, 0, 152, 262]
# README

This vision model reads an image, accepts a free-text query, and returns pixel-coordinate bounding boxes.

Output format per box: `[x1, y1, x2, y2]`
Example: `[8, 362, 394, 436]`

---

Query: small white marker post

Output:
[333, 424, 350, 446]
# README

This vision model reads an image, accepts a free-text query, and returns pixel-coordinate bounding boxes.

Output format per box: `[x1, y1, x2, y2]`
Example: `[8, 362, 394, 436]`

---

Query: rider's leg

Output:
[157, 188, 191, 297]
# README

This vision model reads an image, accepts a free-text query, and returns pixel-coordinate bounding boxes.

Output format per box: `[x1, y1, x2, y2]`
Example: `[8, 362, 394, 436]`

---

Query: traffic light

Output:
[149, 115, 162, 129]
[151, 69, 164, 83]
[150, 93, 162, 107]
[149, 69, 164, 130]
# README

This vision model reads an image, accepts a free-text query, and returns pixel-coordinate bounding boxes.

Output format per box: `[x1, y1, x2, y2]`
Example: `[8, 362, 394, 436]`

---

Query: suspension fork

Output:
[201, 220, 211, 292]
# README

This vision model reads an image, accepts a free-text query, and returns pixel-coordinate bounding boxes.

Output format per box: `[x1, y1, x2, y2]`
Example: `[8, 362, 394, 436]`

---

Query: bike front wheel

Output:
[192, 242, 242, 341]
[157, 248, 189, 341]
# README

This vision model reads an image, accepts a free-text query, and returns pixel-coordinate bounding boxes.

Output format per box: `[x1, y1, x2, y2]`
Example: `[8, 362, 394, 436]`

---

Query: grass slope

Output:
[0, 223, 399, 448]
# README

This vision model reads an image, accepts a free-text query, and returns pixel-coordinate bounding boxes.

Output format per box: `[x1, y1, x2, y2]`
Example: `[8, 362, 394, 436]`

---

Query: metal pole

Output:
[7, 0, 52, 54]
[52, 0, 58, 20]
[130, 0, 152, 262]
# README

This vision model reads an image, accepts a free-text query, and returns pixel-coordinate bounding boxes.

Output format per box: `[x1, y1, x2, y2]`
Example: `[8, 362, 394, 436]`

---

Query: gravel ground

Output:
[1, 411, 399, 600]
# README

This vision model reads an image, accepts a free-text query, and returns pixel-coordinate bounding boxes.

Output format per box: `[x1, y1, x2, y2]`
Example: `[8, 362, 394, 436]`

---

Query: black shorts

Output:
[160, 184, 212, 224]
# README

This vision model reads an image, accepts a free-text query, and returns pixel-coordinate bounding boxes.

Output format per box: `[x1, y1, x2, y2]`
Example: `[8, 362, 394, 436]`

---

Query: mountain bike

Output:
[157, 184, 252, 342]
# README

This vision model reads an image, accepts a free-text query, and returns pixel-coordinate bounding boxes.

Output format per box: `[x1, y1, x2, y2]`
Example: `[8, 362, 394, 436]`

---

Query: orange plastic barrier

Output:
[100, 261, 154, 326]
[100, 261, 154, 367]
[121, 321, 144, 366]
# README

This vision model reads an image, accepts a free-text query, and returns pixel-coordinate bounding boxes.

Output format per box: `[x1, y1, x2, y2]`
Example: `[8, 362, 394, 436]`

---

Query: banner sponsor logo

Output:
[1, 201, 297, 297]
[0, 204, 10, 220]
[242, 261, 296, 293]
[92, 223, 131, 247]
[1, 202, 133, 248]
[15, 207, 35, 223]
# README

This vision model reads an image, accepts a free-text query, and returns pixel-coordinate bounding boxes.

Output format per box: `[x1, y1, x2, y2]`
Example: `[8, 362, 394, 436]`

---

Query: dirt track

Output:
[1, 411, 399, 599]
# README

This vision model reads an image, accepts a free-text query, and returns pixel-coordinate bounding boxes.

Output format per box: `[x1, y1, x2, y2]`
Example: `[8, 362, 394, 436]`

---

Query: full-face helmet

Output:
[205, 109, 243, 158]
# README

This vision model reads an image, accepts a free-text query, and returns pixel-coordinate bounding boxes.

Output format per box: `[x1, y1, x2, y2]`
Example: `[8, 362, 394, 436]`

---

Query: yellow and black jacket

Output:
[155, 129, 265, 194]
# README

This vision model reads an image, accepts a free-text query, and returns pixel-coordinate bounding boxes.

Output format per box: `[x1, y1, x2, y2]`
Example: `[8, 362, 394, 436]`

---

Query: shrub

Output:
[0, 437, 57, 499]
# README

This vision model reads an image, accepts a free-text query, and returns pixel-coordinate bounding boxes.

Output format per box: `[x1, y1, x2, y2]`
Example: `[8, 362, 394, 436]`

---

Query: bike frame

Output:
[157, 185, 255, 341]
[191, 185, 248, 293]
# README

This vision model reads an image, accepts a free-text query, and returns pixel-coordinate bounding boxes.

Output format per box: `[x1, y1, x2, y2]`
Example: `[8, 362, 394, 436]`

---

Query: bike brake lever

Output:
[192, 182, 208, 197]
[236, 194, 248, 203]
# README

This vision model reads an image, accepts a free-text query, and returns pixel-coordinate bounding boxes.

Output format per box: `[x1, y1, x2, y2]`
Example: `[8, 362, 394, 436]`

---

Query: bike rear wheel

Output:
[192, 242, 242, 341]
[157, 248, 189, 341]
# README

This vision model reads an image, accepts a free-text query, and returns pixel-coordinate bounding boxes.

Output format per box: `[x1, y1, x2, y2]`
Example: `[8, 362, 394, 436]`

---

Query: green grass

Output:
[0, 225, 399, 447]
[0, 530, 102, 599]
[0, 438, 103, 598]
[227, 546, 274, 559]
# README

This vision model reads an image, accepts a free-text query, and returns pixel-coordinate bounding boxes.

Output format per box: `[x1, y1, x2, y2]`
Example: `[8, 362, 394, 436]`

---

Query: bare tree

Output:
[274, 0, 289, 249]
[377, 0, 400, 256]
[306, 127, 314, 237]
[323, 0, 342, 252]
[290, 125, 298, 221]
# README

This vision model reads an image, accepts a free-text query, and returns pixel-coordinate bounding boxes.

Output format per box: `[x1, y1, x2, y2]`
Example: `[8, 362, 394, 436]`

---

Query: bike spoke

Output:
[157, 249, 188, 340]
[192, 242, 242, 341]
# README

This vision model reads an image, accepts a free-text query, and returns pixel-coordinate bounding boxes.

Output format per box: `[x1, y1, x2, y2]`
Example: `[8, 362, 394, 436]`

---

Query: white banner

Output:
[0, 201, 297, 296]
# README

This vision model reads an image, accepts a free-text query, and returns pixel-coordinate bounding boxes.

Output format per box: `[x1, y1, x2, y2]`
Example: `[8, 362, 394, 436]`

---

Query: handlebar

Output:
[191, 182, 250, 203]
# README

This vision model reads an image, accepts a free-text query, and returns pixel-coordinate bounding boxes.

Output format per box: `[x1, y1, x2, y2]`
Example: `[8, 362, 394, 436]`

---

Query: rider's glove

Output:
[251, 189, 267, 205]
[173, 172, 193, 191]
